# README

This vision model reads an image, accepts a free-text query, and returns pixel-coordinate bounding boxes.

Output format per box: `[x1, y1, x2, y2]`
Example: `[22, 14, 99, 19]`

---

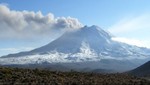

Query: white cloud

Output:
[108, 14, 150, 48]
[0, 48, 20, 52]
[112, 37, 150, 48]
[108, 14, 150, 35]
[0, 47, 34, 57]
[0, 4, 83, 39]
[0, 47, 33, 53]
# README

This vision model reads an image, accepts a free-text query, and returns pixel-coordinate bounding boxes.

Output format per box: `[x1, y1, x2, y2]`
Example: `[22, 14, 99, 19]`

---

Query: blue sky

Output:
[1, 0, 150, 27]
[0, 0, 150, 56]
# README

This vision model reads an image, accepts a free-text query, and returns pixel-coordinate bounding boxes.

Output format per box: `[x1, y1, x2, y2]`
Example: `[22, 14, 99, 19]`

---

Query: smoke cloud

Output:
[0, 4, 83, 39]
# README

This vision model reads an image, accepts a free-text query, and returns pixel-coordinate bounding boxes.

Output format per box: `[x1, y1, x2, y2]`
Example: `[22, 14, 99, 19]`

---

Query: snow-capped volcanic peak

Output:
[2, 25, 112, 57]
[1, 25, 150, 66]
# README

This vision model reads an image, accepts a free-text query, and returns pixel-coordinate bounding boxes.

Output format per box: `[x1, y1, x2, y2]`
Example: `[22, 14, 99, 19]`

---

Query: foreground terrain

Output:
[0, 67, 150, 85]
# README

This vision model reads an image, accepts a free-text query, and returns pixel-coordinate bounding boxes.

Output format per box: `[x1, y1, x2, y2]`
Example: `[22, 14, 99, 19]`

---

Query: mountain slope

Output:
[129, 61, 150, 76]
[2, 25, 112, 57]
[0, 25, 150, 72]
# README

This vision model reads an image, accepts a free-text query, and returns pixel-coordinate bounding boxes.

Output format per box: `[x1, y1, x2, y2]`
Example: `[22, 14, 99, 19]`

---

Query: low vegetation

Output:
[0, 67, 150, 85]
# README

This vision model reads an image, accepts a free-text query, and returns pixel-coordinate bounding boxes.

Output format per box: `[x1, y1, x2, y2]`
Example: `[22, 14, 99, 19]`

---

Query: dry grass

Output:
[0, 67, 150, 85]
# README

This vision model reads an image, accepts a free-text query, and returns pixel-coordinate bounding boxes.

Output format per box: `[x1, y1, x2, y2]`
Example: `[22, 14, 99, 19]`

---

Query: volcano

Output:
[0, 25, 150, 72]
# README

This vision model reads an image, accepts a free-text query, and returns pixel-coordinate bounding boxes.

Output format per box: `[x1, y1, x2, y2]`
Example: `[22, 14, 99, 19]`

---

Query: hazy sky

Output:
[0, 0, 150, 56]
